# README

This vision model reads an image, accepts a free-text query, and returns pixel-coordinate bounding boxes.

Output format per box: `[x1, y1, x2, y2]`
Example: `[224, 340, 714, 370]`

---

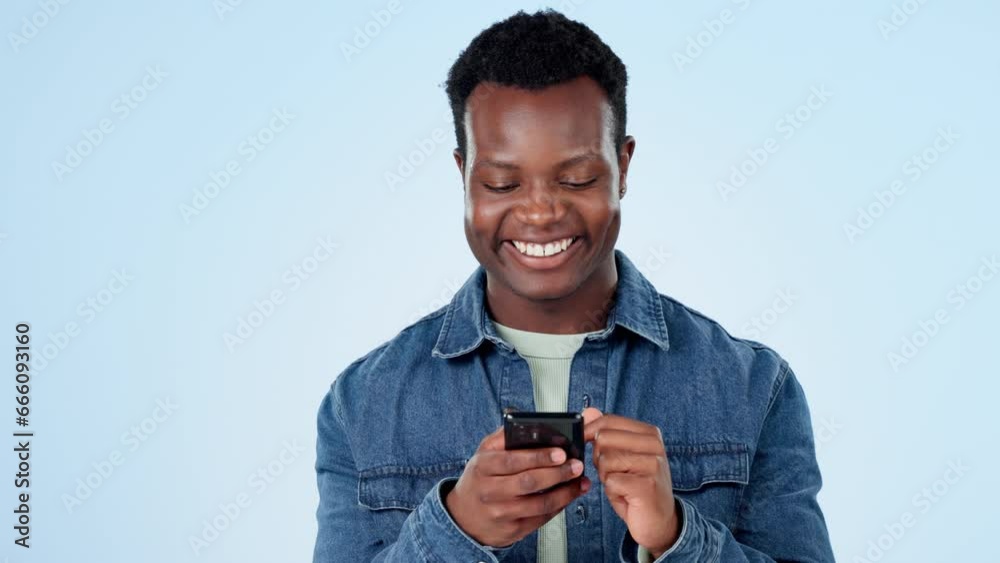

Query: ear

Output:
[617, 136, 636, 199]
[453, 148, 466, 190]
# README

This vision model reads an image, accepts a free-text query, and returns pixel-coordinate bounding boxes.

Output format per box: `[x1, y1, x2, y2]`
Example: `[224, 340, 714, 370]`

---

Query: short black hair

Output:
[445, 9, 628, 160]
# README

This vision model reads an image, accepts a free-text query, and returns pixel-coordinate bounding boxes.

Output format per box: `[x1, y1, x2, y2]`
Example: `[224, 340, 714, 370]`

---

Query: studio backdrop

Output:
[3, 1, 998, 561]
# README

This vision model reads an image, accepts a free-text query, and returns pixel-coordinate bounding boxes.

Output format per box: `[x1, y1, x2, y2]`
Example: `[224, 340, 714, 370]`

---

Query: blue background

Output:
[2, 1, 997, 561]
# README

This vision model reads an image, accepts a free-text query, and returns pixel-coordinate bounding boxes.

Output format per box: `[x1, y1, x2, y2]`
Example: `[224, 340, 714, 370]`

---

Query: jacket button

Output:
[582, 394, 591, 408]
[575, 503, 587, 523]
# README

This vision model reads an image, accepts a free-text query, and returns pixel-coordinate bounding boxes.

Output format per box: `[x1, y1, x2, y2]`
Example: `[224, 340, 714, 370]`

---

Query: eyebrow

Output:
[474, 153, 601, 172]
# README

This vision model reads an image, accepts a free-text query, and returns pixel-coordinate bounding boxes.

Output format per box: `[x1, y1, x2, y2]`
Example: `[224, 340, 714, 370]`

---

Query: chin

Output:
[504, 270, 580, 301]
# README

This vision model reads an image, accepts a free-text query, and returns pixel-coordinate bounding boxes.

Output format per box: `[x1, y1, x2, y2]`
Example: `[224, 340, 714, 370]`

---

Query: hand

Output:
[444, 424, 592, 548]
[582, 407, 680, 558]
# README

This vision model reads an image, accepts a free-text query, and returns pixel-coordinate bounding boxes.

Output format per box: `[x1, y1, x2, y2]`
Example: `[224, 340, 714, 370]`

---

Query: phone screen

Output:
[503, 411, 584, 461]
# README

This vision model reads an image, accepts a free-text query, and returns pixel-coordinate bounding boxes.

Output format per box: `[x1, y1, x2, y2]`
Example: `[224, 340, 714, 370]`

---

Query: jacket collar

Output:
[431, 248, 670, 359]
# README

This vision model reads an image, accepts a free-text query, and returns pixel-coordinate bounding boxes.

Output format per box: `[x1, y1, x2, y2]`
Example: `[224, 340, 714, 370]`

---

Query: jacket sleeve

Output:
[312, 381, 518, 563]
[619, 364, 835, 562]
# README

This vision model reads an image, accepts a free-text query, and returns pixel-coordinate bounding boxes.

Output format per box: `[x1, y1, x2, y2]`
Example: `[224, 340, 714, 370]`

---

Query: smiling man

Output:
[313, 9, 834, 563]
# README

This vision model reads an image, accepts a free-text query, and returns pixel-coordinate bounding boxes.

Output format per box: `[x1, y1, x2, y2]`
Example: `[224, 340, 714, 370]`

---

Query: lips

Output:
[509, 236, 577, 257]
[501, 235, 582, 270]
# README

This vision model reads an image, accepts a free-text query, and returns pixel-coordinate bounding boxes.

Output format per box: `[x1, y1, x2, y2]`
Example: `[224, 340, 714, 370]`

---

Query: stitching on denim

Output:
[667, 445, 750, 492]
[664, 442, 748, 455]
[361, 459, 467, 477]
[432, 301, 456, 356]
[359, 460, 467, 509]
[731, 361, 791, 531]
[647, 279, 669, 343]
[711, 528, 725, 563]
[409, 504, 435, 562]
[723, 452, 750, 529]
[657, 293, 778, 354]
[763, 361, 790, 419]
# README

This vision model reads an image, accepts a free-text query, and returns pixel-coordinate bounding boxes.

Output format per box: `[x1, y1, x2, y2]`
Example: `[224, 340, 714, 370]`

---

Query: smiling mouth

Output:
[507, 236, 579, 258]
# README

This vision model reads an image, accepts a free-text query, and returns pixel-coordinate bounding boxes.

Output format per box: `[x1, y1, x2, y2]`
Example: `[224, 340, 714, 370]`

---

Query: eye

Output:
[560, 177, 598, 188]
[482, 183, 519, 193]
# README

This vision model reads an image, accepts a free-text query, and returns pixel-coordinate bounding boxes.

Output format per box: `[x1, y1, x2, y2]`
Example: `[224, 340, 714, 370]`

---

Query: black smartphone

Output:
[503, 411, 584, 462]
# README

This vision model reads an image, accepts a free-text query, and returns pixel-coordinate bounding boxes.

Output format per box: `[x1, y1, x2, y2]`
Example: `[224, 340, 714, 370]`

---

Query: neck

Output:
[485, 258, 618, 334]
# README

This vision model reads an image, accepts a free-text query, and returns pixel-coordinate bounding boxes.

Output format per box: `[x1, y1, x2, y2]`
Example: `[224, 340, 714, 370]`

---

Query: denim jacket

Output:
[313, 249, 835, 562]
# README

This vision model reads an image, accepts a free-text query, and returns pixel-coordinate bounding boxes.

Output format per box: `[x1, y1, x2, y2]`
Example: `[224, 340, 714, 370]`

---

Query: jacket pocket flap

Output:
[358, 459, 467, 510]
[666, 442, 749, 491]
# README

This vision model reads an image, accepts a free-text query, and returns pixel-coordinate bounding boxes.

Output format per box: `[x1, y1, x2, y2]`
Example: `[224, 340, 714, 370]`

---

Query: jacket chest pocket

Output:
[666, 442, 750, 530]
[357, 459, 468, 538]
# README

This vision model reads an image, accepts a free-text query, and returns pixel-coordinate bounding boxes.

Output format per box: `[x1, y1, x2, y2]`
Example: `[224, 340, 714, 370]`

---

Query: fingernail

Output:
[570, 460, 583, 473]
[581, 479, 590, 492]
[551, 450, 565, 463]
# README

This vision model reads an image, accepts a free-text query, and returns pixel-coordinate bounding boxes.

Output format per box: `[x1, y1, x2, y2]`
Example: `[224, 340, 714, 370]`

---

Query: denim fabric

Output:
[313, 248, 835, 562]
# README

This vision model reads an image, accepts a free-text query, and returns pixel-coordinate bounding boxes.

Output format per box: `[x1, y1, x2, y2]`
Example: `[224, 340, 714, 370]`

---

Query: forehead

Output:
[464, 76, 613, 157]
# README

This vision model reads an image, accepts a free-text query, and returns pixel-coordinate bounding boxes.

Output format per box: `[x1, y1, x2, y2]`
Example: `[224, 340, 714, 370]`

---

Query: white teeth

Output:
[512, 237, 575, 257]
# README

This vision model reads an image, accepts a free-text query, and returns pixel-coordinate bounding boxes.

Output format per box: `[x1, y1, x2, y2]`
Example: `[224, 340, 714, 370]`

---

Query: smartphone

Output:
[503, 411, 584, 462]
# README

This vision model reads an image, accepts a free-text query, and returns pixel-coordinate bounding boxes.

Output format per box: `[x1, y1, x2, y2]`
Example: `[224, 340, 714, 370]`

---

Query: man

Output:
[313, 9, 834, 563]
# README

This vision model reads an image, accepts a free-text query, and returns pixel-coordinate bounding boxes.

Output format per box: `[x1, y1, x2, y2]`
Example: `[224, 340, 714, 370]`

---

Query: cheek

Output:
[580, 197, 620, 235]
[465, 199, 504, 241]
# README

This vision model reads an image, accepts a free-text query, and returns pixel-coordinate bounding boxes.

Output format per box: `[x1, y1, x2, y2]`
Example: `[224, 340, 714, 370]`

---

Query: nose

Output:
[514, 183, 565, 225]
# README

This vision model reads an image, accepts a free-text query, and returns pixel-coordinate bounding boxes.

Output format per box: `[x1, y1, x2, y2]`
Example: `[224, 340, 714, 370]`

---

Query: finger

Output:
[585, 414, 661, 442]
[498, 459, 585, 499]
[592, 428, 663, 462]
[504, 477, 590, 534]
[504, 475, 590, 520]
[477, 460, 583, 504]
[478, 447, 567, 476]
[604, 471, 658, 503]
[585, 414, 660, 443]
[581, 407, 603, 426]
[595, 450, 664, 483]
[480, 424, 506, 451]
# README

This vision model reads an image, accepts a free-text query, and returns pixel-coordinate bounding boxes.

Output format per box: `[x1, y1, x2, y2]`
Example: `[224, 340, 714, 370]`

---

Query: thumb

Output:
[582, 407, 604, 426]
[480, 423, 506, 451]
